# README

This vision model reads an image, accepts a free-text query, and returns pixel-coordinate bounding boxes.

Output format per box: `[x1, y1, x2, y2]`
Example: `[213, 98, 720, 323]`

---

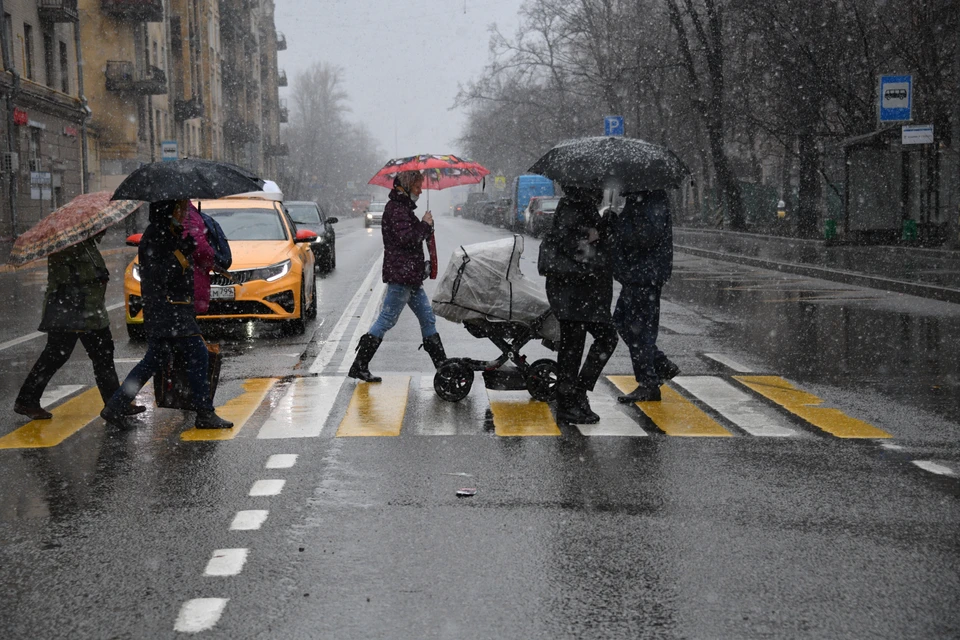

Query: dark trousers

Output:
[17, 328, 120, 405]
[613, 283, 666, 386]
[556, 320, 619, 402]
[105, 335, 212, 413]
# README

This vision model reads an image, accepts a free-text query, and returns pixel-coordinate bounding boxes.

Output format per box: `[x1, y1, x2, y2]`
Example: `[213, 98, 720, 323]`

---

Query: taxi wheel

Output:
[288, 284, 307, 335]
[306, 284, 318, 320]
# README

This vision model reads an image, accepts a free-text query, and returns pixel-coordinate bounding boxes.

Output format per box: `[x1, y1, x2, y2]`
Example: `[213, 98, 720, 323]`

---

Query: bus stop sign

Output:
[879, 75, 912, 122]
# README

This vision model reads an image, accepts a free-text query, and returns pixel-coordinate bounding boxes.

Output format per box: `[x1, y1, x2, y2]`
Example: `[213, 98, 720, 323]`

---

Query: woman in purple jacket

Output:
[348, 170, 447, 382]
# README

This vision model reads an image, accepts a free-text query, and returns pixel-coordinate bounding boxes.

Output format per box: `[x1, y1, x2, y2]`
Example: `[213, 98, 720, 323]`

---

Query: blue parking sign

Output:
[604, 116, 624, 136]
[879, 75, 912, 122]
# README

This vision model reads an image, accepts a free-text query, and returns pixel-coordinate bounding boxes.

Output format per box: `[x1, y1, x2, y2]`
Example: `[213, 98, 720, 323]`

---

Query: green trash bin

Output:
[902, 219, 918, 241]
[824, 219, 837, 240]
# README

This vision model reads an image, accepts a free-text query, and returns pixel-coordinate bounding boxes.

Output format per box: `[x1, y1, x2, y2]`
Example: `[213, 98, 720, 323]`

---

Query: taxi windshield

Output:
[203, 208, 288, 241]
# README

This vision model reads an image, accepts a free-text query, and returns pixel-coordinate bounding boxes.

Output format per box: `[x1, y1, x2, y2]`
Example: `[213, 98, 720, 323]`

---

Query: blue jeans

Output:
[106, 336, 212, 413]
[368, 284, 438, 340]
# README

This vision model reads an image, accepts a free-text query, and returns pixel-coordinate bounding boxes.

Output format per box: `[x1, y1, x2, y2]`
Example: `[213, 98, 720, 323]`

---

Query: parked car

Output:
[523, 196, 561, 236]
[491, 197, 512, 226]
[124, 193, 318, 339]
[364, 201, 387, 228]
[506, 174, 554, 230]
[464, 192, 492, 220]
[285, 200, 338, 272]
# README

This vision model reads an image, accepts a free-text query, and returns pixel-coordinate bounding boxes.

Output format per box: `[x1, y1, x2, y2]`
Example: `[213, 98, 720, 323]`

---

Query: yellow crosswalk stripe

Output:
[734, 376, 891, 438]
[181, 378, 279, 441]
[336, 376, 410, 437]
[607, 376, 733, 436]
[0, 388, 103, 449]
[487, 390, 561, 436]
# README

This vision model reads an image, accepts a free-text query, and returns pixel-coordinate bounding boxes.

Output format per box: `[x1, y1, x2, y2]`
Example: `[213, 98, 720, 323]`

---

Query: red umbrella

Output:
[369, 155, 491, 279]
[7, 191, 142, 268]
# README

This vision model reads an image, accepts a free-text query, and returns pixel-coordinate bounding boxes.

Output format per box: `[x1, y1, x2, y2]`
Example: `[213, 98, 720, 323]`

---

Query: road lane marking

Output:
[607, 376, 733, 437]
[230, 510, 268, 531]
[337, 279, 387, 374]
[336, 376, 410, 436]
[487, 390, 561, 436]
[672, 376, 798, 437]
[734, 376, 892, 439]
[912, 461, 957, 477]
[703, 353, 755, 373]
[39, 384, 84, 407]
[181, 378, 278, 441]
[575, 393, 648, 436]
[309, 255, 383, 374]
[257, 376, 344, 439]
[248, 479, 285, 496]
[203, 549, 249, 577]
[0, 388, 103, 449]
[174, 598, 229, 633]
[265, 454, 298, 469]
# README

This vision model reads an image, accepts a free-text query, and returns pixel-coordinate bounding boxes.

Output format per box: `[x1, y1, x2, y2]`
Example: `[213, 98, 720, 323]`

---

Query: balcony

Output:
[174, 97, 204, 121]
[38, 0, 79, 23]
[276, 32, 287, 51]
[225, 121, 260, 145]
[277, 69, 287, 87]
[101, 0, 164, 23]
[264, 143, 289, 157]
[105, 61, 167, 95]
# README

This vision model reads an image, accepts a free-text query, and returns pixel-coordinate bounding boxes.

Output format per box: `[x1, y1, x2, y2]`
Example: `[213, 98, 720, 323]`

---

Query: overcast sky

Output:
[274, 0, 522, 159]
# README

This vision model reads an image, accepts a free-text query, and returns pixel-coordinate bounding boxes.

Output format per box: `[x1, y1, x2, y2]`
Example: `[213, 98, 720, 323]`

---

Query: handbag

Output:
[153, 340, 222, 409]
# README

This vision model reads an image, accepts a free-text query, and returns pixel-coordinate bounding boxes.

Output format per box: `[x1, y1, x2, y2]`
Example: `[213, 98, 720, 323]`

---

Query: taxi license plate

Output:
[210, 286, 235, 300]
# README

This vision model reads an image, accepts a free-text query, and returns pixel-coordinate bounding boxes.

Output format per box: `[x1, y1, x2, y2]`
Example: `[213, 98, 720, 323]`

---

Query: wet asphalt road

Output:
[0, 213, 958, 639]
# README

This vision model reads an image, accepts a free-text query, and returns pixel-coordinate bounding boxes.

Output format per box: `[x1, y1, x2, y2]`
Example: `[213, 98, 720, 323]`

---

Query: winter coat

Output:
[381, 188, 432, 286]
[139, 206, 201, 340]
[610, 191, 673, 286]
[540, 196, 614, 324]
[183, 204, 215, 314]
[38, 238, 110, 333]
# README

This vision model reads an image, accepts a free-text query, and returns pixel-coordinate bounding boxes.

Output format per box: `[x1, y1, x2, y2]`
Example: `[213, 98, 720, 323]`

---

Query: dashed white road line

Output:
[174, 598, 229, 633]
[912, 460, 957, 477]
[265, 454, 298, 469]
[229, 510, 269, 531]
[703, 353, 756, 373]
[204, 549, 249, 577]
[248, 479, 285, 497]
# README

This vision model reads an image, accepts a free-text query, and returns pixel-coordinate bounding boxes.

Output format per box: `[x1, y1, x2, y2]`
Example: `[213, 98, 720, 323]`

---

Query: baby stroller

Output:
[431, 235, 561, 403]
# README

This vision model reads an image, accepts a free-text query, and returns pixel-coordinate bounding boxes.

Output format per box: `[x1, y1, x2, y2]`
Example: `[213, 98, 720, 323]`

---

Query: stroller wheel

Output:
[434, 359, 474, 402]
[526, 358, 559, 401]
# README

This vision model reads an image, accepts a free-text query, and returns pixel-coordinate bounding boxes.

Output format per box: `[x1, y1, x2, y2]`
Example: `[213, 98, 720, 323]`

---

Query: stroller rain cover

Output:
[432, 235, 560, 341]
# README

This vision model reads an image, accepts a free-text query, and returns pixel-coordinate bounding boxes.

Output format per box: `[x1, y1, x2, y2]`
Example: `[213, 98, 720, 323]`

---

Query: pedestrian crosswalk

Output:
[0, 372, 894, 450]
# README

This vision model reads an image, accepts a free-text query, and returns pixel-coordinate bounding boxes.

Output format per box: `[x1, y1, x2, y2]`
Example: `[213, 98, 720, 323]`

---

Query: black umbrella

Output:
[528, 136, 689, 192]
[111, 158, 265, 202]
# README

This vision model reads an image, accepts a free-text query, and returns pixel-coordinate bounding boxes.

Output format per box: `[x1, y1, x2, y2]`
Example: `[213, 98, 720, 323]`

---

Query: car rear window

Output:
[203, 208, 288, 241]
[539, 198, 560, 211]
[368, 203, 386, 213]
[286, 204, 321, 224]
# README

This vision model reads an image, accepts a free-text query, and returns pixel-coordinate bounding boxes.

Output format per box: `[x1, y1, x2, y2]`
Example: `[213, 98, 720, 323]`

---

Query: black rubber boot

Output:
[348, 334, 383, 383]
[555, 382, 598, 424]
[576, 389, 600, 423]
[422, 333, 448, 369]
[195, 410, 234, 429]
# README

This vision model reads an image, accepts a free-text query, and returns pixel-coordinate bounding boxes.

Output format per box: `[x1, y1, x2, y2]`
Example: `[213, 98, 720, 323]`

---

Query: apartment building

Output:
[0, 0, 85, 237]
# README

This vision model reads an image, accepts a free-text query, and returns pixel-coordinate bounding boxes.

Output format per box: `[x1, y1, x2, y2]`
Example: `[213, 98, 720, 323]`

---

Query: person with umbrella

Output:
[99, 200, 232, 429]
[610, 189, 680, 403]
[537, 185, 619, 424]
[13, 231, 146, 421]
[348, 170, 448, 382]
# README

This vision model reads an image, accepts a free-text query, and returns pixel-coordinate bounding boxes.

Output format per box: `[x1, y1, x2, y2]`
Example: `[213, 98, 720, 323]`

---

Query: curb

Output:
[675, 244, 960, 305]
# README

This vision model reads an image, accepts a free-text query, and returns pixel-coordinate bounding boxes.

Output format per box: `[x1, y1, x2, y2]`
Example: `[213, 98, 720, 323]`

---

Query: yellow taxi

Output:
[124, 194, 317, 339]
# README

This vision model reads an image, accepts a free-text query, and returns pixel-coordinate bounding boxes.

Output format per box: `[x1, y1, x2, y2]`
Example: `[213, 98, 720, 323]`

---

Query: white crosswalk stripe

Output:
[575, 392, 649, 437]
[671, 376, 799, 437]
[256, 376, 345, 439]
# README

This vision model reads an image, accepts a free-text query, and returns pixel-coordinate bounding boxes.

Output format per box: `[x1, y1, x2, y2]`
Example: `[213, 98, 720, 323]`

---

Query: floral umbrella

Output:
[6, 191, 142, 268]
[368, 154, 490, 190]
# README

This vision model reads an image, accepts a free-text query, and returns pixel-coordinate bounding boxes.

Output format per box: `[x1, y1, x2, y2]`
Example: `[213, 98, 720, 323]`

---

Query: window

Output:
[156, 109, 162, 139]
[23, 24, 34, 80]
[43, 33, 54, 88]
[152, 41, 158, 67]
[59, 42, 69, 93]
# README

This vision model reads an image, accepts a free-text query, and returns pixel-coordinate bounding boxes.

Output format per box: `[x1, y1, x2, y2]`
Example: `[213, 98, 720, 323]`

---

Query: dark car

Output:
[285, 200, 338, 272]
[464, 192, 492, 220]
[523, 196, 561, 237]
[491, 197, 512, 226]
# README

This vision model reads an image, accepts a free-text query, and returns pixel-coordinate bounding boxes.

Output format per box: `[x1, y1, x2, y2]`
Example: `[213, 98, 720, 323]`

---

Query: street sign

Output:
[161, 140, 178, 161]
[604, 116, 624, 136]
[494, 174, 506, 190]
[879, 75, 912, 122]
[902, 124, 933, 145]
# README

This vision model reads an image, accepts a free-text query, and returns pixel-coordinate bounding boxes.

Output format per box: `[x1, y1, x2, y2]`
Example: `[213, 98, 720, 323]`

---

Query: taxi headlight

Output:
[248, 260, 291, 282]
[132, 263, 141, 282]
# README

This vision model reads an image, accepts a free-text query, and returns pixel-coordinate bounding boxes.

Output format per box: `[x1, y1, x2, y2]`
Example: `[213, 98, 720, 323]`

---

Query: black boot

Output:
[195, 410, 234, 429]
[348, 333, 382, 383]
[422, 333, 448, 369]
[617, 383, 662, 403]
[656, 358, 681, 383]
[555, 383, 597, 425]
[576, 389, 600, 423]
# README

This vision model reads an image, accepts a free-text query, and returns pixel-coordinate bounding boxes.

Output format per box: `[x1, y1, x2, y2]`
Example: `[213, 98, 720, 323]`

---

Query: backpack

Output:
[200, 210, 232, 271]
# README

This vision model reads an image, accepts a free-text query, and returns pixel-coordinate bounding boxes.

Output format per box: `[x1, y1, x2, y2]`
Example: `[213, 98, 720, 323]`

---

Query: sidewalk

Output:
[674, 227, 960, 304]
